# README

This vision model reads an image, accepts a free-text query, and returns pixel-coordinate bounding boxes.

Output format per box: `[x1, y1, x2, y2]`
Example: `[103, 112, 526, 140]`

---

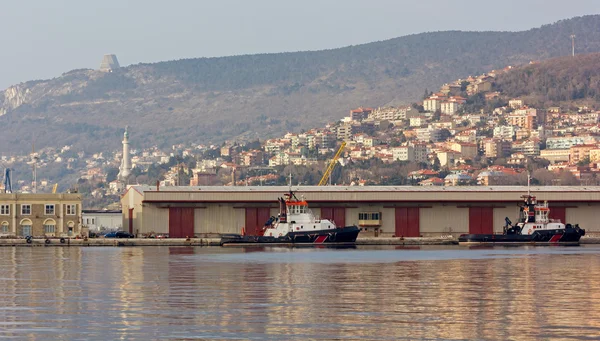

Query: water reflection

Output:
[0, 246, 599, 340]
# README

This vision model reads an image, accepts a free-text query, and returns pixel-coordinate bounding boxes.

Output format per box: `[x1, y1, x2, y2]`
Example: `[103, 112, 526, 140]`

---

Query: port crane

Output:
[318, 141, 346, 186]
[2, 168, 12, 193]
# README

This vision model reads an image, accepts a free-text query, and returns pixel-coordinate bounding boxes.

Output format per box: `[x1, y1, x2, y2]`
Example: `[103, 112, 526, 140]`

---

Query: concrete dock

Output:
[1, 235, 599, 247]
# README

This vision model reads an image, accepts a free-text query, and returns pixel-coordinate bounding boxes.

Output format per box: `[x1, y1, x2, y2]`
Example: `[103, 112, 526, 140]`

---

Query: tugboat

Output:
[458, 193, 585, 245]
[220, 190, 360, 246]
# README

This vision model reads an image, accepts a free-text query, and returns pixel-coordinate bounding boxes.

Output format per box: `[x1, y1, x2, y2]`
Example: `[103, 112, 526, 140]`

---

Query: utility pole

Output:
[570, 34, 576, 57]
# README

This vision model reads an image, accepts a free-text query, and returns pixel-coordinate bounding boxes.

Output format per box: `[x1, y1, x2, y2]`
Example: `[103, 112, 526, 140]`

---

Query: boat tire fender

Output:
[26, 237, 32, 244]
[60, 238, 66, 244]
[45, 239, 51, 245]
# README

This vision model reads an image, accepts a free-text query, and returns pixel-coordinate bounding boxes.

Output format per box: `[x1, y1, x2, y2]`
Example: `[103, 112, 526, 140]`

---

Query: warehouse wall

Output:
[126, 186, 600, 237]
[420, 206, 469, 236]
[493, 206, 520, 233]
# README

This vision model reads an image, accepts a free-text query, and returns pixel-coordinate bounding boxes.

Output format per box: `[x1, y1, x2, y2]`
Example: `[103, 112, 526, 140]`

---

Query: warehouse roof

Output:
[128, 185, 600, 193]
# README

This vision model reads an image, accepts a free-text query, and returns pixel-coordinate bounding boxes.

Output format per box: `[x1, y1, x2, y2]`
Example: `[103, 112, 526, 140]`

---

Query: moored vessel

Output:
[459, 193, 585, 245]
[220, 189, 360, 246]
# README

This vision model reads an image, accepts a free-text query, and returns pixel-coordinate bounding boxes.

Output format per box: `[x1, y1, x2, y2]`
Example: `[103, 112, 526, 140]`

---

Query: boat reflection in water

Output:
[0, 246, 600, 340]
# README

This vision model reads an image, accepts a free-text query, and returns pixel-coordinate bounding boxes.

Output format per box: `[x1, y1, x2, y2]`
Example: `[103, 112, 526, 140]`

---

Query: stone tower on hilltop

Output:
[99, 54, 120, 72]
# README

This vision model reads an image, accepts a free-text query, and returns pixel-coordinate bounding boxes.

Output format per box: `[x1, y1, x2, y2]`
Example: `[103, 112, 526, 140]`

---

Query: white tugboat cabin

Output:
[262, 192, 337, 238]
[515, 196, 566, 235]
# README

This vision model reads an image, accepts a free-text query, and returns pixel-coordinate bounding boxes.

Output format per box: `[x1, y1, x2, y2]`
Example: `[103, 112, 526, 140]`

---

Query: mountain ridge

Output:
[2, 15, 600, 153]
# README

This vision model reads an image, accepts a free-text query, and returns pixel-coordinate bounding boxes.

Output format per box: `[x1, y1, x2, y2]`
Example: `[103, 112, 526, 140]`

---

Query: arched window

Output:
[43, 219, 56, 234]
[67, 221, 75, 236]
[20, 219, 32, 237]
[1, 221, 9, 234]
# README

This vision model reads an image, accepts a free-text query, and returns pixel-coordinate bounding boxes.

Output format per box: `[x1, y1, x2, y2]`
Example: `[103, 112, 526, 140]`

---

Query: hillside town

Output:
[2, 64, 600, 207]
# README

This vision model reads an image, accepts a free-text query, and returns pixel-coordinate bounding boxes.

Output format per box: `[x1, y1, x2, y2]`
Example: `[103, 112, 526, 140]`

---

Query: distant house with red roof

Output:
[418, 177, 445, 186]
[408, 169, 440, 181]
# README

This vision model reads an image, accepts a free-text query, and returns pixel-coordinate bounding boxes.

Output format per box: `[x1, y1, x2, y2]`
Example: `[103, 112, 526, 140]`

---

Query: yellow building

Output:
[570, 144, 598, 164]
[0, 193, 83, 237]
[589, 149, 600, 163]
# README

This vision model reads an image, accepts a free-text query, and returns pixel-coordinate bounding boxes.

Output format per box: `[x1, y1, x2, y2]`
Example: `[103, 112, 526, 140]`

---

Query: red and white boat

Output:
[220, 190, 360, 245]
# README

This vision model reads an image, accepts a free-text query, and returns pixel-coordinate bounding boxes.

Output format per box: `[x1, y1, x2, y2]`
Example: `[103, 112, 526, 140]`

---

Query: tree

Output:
[423, 88, 432, 100]
[460, 81, 469, 92]
[558, 170, 580, 186]
[577, 157, 591, 167]
[412, 103, 424, 112]
[105, 167, 119, 183]
[432, 156, 441, 171]
[438, 129, 452, 142]
[532, 169, 555, 185]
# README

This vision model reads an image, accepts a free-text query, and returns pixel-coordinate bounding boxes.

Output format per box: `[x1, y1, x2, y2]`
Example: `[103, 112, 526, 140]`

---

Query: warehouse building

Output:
[121, 186, 600, 238]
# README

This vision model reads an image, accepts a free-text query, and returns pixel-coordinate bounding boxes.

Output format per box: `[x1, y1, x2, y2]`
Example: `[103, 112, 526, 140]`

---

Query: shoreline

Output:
[1, 236, 599, 247]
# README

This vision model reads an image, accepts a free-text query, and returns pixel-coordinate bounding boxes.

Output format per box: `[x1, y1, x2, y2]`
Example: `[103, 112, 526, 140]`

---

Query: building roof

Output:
[123, 185, 600, 204]
[127, 185, 600, 194]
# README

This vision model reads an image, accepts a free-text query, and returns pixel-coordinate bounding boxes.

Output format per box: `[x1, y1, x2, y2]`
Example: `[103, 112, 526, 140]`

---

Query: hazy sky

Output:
[0, 0, 598, 89]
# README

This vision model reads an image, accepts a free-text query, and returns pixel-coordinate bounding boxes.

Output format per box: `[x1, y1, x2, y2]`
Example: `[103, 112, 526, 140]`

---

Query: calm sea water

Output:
[1, 245, 599, 340]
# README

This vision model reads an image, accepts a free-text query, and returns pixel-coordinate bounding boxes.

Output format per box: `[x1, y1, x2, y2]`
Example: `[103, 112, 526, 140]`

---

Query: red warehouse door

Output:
[549, 206, 566, 224]
[395, 207, 420, 237]
[469, 207, 493, 234]
[320, 207, 346, 227]
[245, 208, 271, 236]
[169, 208, 195, 238]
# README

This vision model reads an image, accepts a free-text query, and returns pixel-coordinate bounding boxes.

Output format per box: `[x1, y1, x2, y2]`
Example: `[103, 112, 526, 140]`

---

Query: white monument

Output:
[118, 126, 132, 182]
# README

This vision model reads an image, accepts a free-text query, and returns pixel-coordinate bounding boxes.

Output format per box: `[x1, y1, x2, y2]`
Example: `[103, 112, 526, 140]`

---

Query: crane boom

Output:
[3, 168, 12, 193]
[318, 141, 346, 186]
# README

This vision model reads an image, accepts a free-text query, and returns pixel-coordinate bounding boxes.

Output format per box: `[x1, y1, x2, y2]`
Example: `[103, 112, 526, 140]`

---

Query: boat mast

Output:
[527, 170, 531, 197]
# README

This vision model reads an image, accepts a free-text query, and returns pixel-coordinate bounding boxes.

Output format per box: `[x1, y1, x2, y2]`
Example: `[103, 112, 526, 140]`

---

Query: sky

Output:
[0, 0, 599, 89]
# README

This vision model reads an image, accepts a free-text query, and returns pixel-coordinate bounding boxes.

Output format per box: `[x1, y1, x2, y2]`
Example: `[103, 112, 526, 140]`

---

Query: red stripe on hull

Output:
[314, 235, 328, 244]
[549, 234, 562, 243]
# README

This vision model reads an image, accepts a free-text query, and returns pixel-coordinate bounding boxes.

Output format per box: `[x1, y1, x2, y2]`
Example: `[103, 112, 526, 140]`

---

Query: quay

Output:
[3, 186, 600, 242]
[1, 235, 599, 247]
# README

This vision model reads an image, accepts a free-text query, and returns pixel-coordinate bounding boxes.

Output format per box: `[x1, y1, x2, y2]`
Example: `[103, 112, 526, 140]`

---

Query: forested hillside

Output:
[494, 53, 600, 107]
[2, 15, 600, 153]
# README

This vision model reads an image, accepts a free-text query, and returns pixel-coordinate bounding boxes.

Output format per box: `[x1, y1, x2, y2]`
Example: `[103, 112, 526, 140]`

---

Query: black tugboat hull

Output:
[458, 228, 585, 245]
[220, 226, 360, 246]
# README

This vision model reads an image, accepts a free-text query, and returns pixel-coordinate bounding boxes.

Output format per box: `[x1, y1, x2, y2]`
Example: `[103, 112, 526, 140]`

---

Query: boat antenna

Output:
[527, 170, 531, 197]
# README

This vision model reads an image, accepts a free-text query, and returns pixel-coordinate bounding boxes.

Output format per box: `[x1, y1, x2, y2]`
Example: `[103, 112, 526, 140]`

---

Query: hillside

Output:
[494, 52, 600, 108]
[2, 15, 600, 153]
